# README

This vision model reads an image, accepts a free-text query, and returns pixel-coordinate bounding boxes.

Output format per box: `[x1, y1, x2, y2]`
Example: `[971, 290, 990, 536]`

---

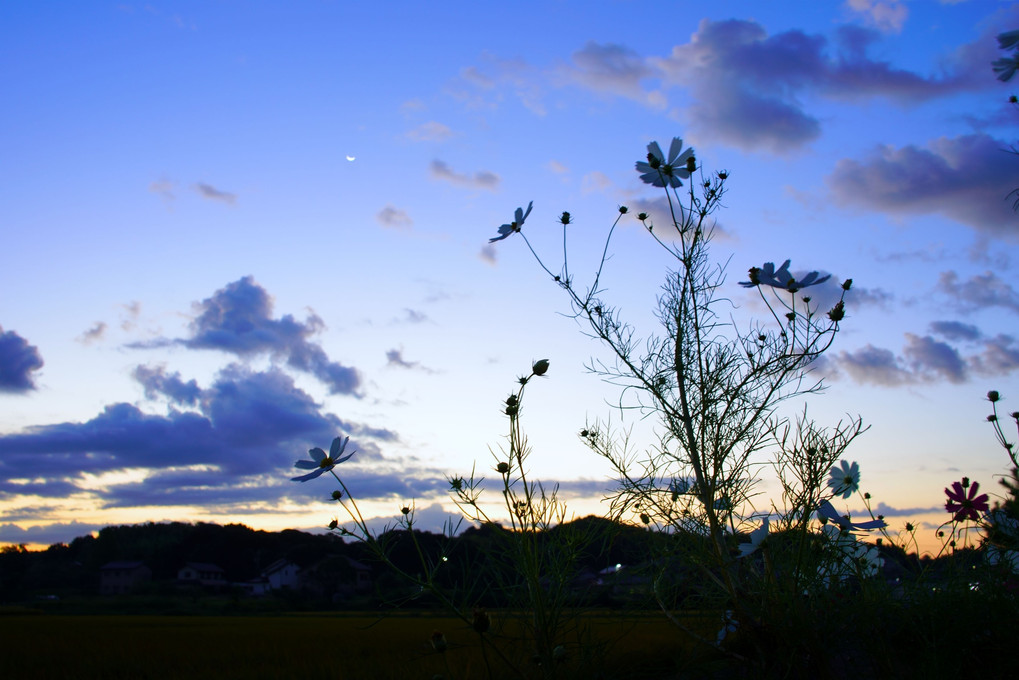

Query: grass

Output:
[0, 610, 721, 680]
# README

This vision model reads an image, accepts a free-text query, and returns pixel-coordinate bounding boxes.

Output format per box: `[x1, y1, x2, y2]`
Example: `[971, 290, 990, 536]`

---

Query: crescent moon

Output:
[346, 155, 356, 161]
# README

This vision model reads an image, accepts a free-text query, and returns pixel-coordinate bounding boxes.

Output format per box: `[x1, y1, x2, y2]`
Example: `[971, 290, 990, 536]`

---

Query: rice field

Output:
[0, 610, 718, 679]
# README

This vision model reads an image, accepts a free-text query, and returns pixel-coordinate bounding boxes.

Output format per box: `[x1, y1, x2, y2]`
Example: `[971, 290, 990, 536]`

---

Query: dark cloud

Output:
[929, 320, 982, 342]
[0, 365, 405, 512]
[902, 333, 967, 383]
[871, 502, 942, 518]
[968, 334, 1019, 375]
[377, 205, 413, 229]
[833, 330, 1019, 386]
[828, 135, 1019, 236]
[835, 344, 913, 386]
[194, 182, 236, 205]
[0, 521, 105, 546]
[0, 327, 44, 393]
[429, 160, 500, 191]
[133, 365, 201, 406]
[167, 276, 361, 396]
[654, 19, 983, 151]
[938, 270, 1019, 314]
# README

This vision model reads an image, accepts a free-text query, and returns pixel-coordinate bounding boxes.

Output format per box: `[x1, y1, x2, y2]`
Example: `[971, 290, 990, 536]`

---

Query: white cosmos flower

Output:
[489, 201, 533, 243]
[816, 500, 887, 531]
[739, 260, 831, 293]
[827, 460, 860, 499]
[635, 137, 694, 188]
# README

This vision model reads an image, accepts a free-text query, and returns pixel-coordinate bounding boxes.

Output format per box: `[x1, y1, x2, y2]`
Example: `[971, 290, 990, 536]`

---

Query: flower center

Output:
[319, 457, 335, 468]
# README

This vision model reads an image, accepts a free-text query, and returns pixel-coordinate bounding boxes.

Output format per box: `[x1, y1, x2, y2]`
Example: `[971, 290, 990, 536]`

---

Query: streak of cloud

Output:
[194, 182, 237, 205]
[430, 160, 500, 191]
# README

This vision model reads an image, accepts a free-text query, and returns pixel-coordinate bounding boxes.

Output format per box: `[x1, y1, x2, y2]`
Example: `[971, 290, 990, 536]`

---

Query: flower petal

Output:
[667, 137, 685, 165]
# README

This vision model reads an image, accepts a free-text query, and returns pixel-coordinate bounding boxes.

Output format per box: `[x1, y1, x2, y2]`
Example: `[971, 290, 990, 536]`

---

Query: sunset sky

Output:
[2, 1, 1019, 553]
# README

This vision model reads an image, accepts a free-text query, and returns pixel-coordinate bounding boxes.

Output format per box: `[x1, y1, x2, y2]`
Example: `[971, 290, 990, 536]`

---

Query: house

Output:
[99, 561, 152, 595]
[298, 555, 373, 598]
[262, 558, 301, 590]
[176, 562, 227, 588]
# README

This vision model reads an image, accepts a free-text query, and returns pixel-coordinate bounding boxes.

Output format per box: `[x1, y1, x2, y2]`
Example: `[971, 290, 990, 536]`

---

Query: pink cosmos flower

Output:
[944, 479, 990, 522]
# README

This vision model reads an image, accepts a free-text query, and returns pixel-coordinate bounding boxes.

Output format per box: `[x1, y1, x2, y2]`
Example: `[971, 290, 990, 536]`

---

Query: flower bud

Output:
[618, 205, 628, 214]
[988, 415, 998, 422]
[472, 609, 491, 634]
[640, 512, 650, 525]
[637, 212, 648, 221]
[496, 462, 510, 474]
[988, 390, 1001, 402]
[559, 211, 572, 225]
[717, 171, 728, 180]
[328, 518, 339, 530]
[686, 156, 697, 173]
[331, 490, 343, 501]
[646, 152, 661, 169]
[747, 266, 761, 285]
[962, 477, 970, 489]
[532, 359, 550, 376]
[828, 300, 845, 322]
[401, 506, 411, 515]
[842, 279, 853, 291]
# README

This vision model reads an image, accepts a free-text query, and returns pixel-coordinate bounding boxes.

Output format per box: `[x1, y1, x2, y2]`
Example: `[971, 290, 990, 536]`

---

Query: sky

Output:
[2, 0, 1019, 555]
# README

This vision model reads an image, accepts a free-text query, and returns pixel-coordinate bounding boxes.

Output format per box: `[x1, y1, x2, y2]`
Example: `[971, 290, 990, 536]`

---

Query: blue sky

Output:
[2, 0, 1018, 552]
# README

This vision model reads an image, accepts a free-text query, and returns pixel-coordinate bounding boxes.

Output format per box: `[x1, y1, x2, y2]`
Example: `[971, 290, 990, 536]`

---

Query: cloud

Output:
[0, 521, 105, 546]
[78, 322, 108, 345]
[833, 344, 914, 386]
[407, 121, 453, 141]
[556, 41, 666, 109]
[901, 333, 967, 383]
[377, 205, 414, 230]
[653, 19, 979, 152]
[834, 328, 1019, 386]
[194, 182, 237, 205]
[133, 365, 201, 406]
[0, 327, 44, 393]
[149, 178, 175, 202]
[844, 0, 908, 34]
[938, 270, 1019, 313]
[829, 135, 1019, 236]
[385, 348, 431, 372]
[131, 276, 361, 396]
[929, 320, 982, 342]
[479, 244, 498, 265]
[0, 365, 405, 509]
[430, 160, 500, 191]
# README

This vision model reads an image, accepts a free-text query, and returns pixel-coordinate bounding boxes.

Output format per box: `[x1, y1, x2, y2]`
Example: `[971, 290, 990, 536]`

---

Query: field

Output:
[0, 610, 718, 679]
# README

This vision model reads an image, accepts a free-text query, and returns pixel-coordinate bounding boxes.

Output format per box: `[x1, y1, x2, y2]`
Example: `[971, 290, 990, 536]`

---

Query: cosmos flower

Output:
[715, 610, 738, 645]
[635, 137, 694, 188]
[489, 201, 533, 243]
[993, 54, 1019, 82]
[737, 517, 770, 558]
[739, 260, 831, 293]
[944, 479, 989, 522]
[828, 460, 860, 499]
[292, 436, 355, 482]
[998, 29, 1019, 51]
[818, 525, 884, 583]
[816, 500, 887, 531]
